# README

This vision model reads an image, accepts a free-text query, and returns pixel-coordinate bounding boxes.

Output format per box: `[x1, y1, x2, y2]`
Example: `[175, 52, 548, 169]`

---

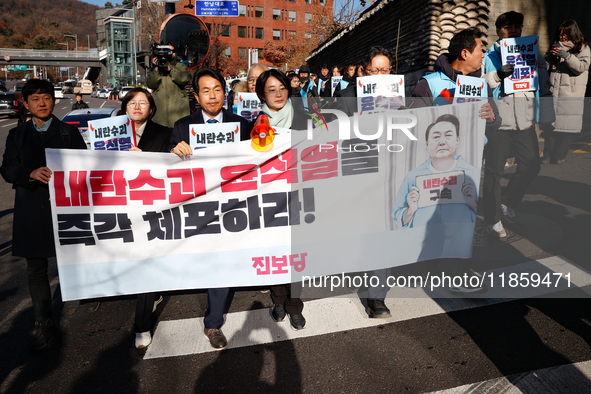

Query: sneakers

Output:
[271, 304, 286, 322]
[30, 318, 57, 351]
[501, 204, 515, 218]
[288, 314, 306, 330]
[366, 299, 391, 318]
[153, 296, 163, 312]
[204, 328, 228, 350]
[488, 221, 507, 238]
[135, 331, 152, 349]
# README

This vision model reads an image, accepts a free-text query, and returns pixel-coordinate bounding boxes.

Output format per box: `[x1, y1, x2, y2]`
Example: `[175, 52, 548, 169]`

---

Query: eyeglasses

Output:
[501, 24, 523, 30]
[366, 67, 392, 75]
[127, 100, 150, 108]
[265, 86, 287, 97]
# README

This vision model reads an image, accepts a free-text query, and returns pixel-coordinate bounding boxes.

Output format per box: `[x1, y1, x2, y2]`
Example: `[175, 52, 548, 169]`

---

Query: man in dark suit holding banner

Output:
[169, 68, 251, 350]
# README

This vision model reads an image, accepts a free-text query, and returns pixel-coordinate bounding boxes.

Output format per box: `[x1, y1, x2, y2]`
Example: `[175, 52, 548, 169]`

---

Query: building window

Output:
[255, 6, 263, 18]
[305, 13, 312, 23]
[238, 47, 247, 59]
[273, 9, 281, 20]
[288, 30, 296, 38]
[319, 0, 326, 5]
[305, 0, 311, 4]
[221, 25, 230, 37]
[224, 47, 231, 57]
[289, 0, 296, 2]
[288, 10, 296, 22]
[305, 32, 312, 39]
[273, 29, 281, 40]
[239, 4, 246, 16]
[238, 26, 247, 38]
[255, 27, 264, 39]
[205, 23, 212, 33]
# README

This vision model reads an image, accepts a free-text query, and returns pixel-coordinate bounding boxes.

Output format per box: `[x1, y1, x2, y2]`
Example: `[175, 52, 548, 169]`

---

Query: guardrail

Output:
[0, 48, 99, 59]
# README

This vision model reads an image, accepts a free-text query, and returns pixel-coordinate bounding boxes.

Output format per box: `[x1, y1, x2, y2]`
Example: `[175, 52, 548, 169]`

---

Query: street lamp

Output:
[57, 42, 70, 79]
[65, 34, 78, 79]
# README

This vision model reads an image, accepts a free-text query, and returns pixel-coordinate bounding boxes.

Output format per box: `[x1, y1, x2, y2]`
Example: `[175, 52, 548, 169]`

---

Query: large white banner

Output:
[47, 102, 486, 300]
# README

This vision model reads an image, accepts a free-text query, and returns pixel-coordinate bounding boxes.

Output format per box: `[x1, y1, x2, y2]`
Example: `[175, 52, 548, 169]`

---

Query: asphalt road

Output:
[0, 95, 591, 393]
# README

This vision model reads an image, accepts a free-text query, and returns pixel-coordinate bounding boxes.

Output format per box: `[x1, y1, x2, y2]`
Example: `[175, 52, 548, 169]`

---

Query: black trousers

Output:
[483, 128, 540, 225]
[135, 292, 159, 333]
[26, 258, 53, 322]
[270, 284, 303, 314]
[543, 131, 575, 161]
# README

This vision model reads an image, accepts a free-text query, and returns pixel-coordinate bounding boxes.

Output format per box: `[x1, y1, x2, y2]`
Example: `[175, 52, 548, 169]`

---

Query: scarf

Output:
[262, 99, 294, 129]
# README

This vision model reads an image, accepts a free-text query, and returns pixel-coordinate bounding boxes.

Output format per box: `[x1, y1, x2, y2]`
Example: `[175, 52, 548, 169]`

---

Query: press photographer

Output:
[146, 42, 192, 129]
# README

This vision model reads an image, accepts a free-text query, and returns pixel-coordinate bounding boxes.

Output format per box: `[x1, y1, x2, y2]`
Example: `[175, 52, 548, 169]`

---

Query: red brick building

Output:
[176, 0, 333, 69]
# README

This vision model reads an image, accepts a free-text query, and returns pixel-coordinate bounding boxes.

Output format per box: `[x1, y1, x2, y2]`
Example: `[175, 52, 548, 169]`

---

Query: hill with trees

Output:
[0, 0, 99, 50]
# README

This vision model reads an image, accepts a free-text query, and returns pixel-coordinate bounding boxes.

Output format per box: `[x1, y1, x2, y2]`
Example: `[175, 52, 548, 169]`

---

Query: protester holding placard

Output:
[1, 79, 87, 350]
[483, 11, 554, 238]
[408, 29, 499, 294]
[116, 87, 171, 349]
[252, 68, 307, 330]
[334, 47, 393, 116]
[542, 19, 590, 164]
[168, 69, 251, 350]
[117, 87, 172, 153]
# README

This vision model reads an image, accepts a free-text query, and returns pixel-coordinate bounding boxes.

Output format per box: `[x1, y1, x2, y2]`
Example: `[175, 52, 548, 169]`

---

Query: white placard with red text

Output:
[88, 115, 134, 151]
[500, 35, 539, 94]
[189, 122, 241, 149]
[236, 92, 263, 123]
[356, 75, 405, 114]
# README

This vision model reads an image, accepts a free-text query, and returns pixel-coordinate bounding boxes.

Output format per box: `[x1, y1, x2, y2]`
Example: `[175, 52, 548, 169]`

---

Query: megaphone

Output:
[158, 13, 210, 69]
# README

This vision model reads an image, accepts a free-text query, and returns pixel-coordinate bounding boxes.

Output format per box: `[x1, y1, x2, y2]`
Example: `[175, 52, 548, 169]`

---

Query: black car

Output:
[61, 107, 119, 148]
[0, 92, 22, 117]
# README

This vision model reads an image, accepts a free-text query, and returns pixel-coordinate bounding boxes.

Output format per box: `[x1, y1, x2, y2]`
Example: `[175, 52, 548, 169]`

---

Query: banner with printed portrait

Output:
[47, 101, 486, 300]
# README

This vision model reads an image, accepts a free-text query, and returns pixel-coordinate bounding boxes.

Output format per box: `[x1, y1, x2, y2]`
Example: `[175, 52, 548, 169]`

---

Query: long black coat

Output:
[1, 116, 87, 258]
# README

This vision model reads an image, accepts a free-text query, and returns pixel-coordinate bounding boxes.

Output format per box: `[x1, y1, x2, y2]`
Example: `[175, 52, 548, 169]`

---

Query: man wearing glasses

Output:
[482, 11, 554, 238]
[334, 46, 393, 116]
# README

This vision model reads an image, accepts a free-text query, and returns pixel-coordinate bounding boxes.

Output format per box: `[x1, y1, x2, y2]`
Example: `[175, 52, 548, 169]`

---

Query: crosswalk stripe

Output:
[144, 256, 591, 360]
[425, 359, 591, 393]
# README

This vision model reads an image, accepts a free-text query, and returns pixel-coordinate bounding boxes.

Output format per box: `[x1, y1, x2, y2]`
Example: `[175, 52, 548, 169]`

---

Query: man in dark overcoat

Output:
[1, 79, 87, 350]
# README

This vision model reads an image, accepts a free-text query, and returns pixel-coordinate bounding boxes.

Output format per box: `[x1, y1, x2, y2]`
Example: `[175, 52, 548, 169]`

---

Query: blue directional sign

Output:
[195, 1, 239, 17]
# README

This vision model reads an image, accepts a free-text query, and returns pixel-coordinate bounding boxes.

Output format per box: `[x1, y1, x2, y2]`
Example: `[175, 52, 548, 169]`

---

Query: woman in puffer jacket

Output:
[542, 19, 590, 164]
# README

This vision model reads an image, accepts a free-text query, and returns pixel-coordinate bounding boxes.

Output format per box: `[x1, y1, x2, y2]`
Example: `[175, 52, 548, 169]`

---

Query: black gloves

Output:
[497, 64, 515, 80]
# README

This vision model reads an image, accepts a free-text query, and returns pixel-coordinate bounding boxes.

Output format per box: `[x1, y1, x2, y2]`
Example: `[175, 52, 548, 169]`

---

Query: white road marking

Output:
[100, 101, 106, 108]
[425, 360, 591, 393]
[144, 256, 591, 360]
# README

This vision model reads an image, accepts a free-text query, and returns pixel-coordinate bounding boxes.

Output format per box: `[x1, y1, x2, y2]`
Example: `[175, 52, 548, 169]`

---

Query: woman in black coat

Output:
[118, 87, 172, 348]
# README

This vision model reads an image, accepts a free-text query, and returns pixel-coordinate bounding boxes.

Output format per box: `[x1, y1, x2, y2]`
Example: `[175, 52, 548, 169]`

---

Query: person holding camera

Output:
[146, 43, 192, 129]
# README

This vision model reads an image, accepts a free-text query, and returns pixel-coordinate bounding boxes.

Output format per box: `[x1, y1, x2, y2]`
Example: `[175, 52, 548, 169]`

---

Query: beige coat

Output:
[545, 43, 590, 133]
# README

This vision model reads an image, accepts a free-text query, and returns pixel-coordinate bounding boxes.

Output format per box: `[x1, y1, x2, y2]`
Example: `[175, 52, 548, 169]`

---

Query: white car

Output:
[119, 86, 134, 100]
[54, 86, 64, 99]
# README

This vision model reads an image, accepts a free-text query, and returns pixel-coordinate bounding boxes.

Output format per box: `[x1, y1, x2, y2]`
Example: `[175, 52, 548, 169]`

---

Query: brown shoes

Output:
[204, 328, 228, 350]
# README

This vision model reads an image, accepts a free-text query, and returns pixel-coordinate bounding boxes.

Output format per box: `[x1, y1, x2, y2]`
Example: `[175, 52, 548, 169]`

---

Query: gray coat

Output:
[545, 43, 590, 133]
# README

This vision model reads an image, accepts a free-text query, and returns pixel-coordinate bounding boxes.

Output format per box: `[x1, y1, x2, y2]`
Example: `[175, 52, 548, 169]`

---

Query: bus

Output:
[75, 80, 93, 95]
[62, 79, 77, 94]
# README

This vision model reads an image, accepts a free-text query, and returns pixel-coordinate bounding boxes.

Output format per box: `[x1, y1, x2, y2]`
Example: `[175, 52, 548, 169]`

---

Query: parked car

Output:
[54, 86, 64, 99]
[118, 86, 134, 100]
[0, 92, 22, 117]
[61, 107, 119, 148]
[90, 88, 101, 98]
[98, 89, 110, 99]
